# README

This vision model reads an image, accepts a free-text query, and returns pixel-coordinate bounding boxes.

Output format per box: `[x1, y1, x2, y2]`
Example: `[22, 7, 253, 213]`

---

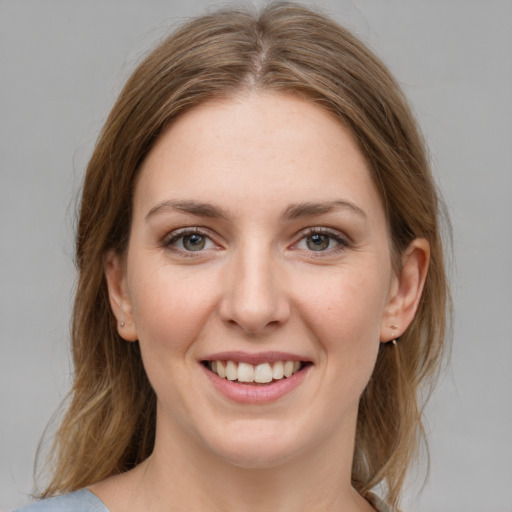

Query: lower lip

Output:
[203, 364, 311, 404]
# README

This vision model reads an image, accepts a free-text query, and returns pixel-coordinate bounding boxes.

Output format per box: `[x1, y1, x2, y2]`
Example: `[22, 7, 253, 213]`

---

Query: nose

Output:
[218, 243, 291, 335]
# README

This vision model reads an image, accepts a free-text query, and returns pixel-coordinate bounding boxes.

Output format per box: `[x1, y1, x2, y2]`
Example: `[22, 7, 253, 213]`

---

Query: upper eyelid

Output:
[162, 227, 219, 250]
[291, 227, 350, 252]
[299, 226, 341, 234]
[161, 229, 221, 258]
[161, 226, 349, 248]
[164, 227, 215, 241]
[295, 226, 349, 241]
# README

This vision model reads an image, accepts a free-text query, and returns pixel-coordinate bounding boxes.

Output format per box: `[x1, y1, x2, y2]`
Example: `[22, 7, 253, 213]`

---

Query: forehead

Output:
[135, 92, 384, 223]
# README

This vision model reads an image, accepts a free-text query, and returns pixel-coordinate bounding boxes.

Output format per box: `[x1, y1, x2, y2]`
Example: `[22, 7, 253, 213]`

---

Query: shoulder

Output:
[12, 490, 110, 512]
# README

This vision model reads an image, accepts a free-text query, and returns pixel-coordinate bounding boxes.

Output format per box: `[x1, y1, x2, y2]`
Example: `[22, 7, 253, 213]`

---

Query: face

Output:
[106, 92, 422, 469]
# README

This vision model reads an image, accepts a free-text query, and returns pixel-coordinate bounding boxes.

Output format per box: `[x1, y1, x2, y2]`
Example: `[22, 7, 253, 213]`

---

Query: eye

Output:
[294, 228, 348, 253]
[164, 229, 216, 253]
[306, 233, 332, 251]
[181, 233, 208, 251]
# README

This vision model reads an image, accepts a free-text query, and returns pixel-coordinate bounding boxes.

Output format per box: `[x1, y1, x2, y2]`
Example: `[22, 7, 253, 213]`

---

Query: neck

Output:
[121, 412, 374, 512]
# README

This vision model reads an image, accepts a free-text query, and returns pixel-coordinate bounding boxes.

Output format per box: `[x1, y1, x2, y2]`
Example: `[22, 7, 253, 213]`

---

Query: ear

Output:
[104, 250, 138, 342]
[380, 238, 430, 342]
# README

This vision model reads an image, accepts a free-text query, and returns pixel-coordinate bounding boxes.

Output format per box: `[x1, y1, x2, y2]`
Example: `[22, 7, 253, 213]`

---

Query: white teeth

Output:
[254, 363, 273, 383]
[283, 361, 294, 378]
[208, 359, 304, 383]
[217, 360, 226, 378]
[226, 360, 237, 381]
[238, 362, 255, 382]
[272, 361, 284, 379]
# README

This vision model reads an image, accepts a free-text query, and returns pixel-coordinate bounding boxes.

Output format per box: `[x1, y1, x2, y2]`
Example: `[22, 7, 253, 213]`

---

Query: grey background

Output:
[1, 1, 511, 511]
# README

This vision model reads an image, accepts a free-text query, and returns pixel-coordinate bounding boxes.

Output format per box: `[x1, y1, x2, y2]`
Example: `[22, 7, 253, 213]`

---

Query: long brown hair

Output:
[38, 3, 451, 507]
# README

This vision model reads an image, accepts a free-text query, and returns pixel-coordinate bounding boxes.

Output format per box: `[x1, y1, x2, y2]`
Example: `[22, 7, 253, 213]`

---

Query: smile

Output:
[201, 354, 313, 403]
[204, 360, 305, 384]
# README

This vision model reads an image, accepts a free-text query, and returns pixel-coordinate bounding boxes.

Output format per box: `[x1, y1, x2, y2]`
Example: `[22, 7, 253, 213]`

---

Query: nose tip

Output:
[223, 299, 287, 335]
[218, 253, 290, 335]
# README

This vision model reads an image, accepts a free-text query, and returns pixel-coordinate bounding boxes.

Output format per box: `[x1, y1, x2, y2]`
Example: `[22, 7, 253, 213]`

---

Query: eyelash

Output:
[163, 228, 219, 257]
[293, 227, 349, 256]
[162, 227, 349, 257]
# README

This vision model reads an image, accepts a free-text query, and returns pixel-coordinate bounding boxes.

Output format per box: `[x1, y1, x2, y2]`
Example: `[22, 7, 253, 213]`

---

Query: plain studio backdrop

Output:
[1, 1, 511, 511]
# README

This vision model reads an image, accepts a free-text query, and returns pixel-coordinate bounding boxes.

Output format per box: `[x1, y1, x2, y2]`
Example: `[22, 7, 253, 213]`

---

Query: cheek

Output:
[128, 262, 219, 356]
[297, 266, 387, 340]
[292, 264, 388, 383]
[126, 265, 221, 414]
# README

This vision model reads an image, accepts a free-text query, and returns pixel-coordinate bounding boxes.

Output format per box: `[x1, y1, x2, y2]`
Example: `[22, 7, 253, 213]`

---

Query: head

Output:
[43, 2, 450, 507]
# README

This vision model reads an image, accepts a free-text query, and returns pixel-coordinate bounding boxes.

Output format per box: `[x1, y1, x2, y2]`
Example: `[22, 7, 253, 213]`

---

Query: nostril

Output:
[217, 273, 291, 334]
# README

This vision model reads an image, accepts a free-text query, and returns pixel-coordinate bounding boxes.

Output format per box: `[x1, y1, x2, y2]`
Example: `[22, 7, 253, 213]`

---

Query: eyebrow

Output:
[145, 198, 367, 222]
[145, 199, 229, 220]
[280, 200, 367, 221]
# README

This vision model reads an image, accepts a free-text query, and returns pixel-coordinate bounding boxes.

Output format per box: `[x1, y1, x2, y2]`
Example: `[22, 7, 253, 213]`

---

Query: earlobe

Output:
[380, 238, 430, 343]
[104, 250, 138, 342]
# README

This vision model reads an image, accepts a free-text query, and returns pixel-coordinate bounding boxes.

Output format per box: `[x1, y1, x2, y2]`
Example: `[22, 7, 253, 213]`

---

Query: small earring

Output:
[120, 321, 125, 328]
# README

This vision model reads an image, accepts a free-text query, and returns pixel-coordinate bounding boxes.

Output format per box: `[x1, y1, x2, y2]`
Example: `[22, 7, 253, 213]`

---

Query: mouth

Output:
[202, 359, 311, 385]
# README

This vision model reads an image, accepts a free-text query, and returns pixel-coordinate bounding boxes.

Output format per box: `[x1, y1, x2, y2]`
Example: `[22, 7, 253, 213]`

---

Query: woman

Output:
[16, 3, 450, 511]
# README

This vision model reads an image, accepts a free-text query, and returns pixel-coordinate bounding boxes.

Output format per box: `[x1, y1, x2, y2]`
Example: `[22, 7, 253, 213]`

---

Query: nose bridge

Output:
[219, 238, 289, 333]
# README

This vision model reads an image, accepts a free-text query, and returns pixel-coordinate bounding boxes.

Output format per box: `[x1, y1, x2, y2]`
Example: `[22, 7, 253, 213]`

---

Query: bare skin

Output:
[94, 92, 429, 512]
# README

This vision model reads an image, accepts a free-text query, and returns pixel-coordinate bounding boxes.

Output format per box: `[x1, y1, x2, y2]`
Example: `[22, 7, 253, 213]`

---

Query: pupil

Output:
[307, 234, 329, 251]
[184, 234, 205, 251]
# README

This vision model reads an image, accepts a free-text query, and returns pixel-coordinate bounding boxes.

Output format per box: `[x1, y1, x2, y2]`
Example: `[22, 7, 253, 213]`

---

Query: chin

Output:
[217, 443, 299, 470]
[199, 419, 313, 469]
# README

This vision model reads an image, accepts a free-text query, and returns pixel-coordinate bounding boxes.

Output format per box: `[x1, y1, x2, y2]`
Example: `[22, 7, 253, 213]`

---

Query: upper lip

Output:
[201, 351, 311, 365]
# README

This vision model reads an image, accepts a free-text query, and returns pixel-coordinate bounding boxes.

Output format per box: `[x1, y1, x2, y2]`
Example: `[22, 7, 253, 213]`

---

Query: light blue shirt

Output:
[12, 490, 109, 512]
[13, 489, 392, 511]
